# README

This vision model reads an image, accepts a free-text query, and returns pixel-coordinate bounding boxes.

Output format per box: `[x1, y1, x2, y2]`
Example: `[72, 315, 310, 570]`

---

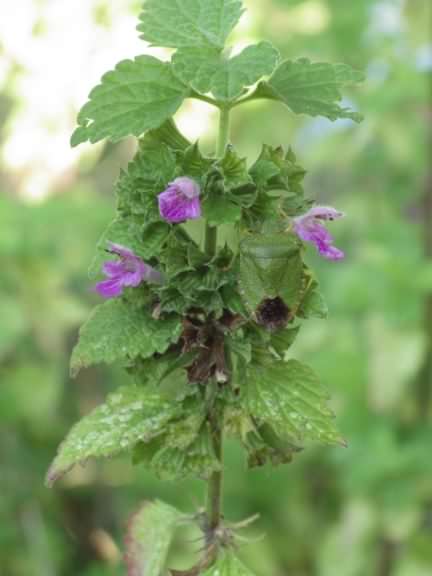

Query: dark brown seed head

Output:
[256, 297, 290, 331]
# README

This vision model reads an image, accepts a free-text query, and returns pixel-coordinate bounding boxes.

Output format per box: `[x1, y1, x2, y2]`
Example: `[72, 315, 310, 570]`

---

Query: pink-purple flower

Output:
[158, 177, 201, 223]
[293, 206, 345, 261]
[95, 242, 163, 299]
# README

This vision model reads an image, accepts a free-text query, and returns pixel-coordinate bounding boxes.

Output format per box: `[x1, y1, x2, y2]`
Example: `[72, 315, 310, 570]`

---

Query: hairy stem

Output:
[205, 106, 231, 536]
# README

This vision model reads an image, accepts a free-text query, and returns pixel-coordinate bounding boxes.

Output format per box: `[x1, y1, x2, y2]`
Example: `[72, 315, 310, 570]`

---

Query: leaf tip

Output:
[70, 126, 88, 148]
[45, 460, 68, 488]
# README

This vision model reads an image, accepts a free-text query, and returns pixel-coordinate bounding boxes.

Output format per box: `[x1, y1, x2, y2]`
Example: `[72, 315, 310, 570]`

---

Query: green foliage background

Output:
[0, 0, 431, 574]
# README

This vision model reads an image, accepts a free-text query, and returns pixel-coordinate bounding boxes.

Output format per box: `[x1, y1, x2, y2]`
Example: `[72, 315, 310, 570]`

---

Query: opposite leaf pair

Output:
[71, 0, 364, 148]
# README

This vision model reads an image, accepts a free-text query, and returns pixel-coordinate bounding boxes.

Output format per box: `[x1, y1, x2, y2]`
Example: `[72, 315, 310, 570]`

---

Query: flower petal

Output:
[102, 260, 127, 278]
[107, 242, 136, 259]
[171, 177, 200, 199]
[158, 186, 201, 223]
[318, 244, 345, 261]
[95, 277, 125, 298]
[95, 243, 163, 298]
[307, 206, 345, 221]
[293, 204, 345, 262]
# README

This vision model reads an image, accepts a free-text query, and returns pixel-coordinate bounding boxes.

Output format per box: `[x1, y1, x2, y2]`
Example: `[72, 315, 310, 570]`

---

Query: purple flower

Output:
[95, 242, 163, 299]
[158, 177, 201, 223]
[293, 205, 345, 261]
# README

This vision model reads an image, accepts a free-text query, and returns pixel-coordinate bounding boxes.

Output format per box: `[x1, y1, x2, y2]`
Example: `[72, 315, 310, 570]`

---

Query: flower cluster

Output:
[95, 177, 201, 299]
[95, 177, 345, 300]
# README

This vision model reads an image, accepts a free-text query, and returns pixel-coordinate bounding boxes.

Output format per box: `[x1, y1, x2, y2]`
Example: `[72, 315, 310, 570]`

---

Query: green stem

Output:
[205, 106, 231, 537]
[207, 410, 224, 532]
[204, 106, 231, 257]
[216, 106, 231, 158]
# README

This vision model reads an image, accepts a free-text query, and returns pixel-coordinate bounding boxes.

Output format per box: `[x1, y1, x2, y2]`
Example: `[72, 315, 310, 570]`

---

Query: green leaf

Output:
[147, 118, 191, 151]
[203, 194, 242, 226]
[298, 278, 328, 319]
[257, 58, 364, 122]
[245, 424, 302, 468]
[202, 551, 257, 575]
[270, 325, 301, 357]
[143, 427, 220, 480]
[125, 500, 181, 576]
[172, 47, 221, 94]
[202, 145, 255, 225]
[249, 144, 306, 195]
[218, 145, 252, 190]
[71, 56, 189, 146]
[213, 42, 280, 100]
[239, 233, 303, 312]
[243, 358, 344, 446]
[117, 137, 177, 217]
[138, 0, 244, 49]
[46, 385, 181, 485]
[134, 398, 220, 480]
[221, 285, 249, 317]
[181, 142, 214, 179]
[70, 301, 182, 376]
[172, 41, 280, 101]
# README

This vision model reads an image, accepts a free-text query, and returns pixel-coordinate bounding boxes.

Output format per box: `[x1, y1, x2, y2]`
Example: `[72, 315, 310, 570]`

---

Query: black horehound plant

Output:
[47, 1, 364, 573]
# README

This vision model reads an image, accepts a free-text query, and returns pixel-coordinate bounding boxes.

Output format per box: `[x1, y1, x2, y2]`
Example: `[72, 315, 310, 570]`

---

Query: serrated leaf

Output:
[160, 242, 192, 279]
[243, 358, 344, 445]
[71, 56, 189, 146]
[249, 144, 306, 195]
[213, 42, 280, 100]
[125, 500, 181, 576]
[172, 42, 280, 101]
[134, 398, 220, 480]
[46, 386, 181, 486]
[202, 552, 257, 575]
[70, 301, 182, 376]
[221, 285, 248, 317]
[242, 191, 279, 232]
[172, 47, 221, 94]
[257, 58, 364, 122]
[150, 428, 220, 480]
[228, 336, 252, 364]
[181, 142, 214, 179]
[239, 234, 303, 311]
[298, 279, 328, 319]
[203, 195, 242, 226]
[175, 264, 231, 295]
[141, 222, 172, 257]
[270, 326, 300, 357]
[117, 137, 177, 216]
[246, 424, 301, 468]
[147, 118, 191, 151]
[202, 154, 248, 225]
[218, 145, 252, 190]
[138, 0, 244, 49]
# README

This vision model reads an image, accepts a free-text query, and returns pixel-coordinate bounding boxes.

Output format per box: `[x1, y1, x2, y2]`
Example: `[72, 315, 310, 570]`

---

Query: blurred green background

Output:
[1, 0, 431, 575]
